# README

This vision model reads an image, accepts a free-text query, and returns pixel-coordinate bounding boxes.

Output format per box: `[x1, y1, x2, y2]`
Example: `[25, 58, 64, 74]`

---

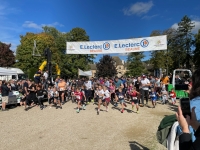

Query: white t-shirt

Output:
[141, 78, 150, 90]
[103, 90, 110, 99]
[97, 89, 104, 98]
[43, 72, 48, 80]
[84, 81, 92, 90]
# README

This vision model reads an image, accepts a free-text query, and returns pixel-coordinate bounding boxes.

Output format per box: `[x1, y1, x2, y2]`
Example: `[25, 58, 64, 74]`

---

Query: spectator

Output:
[34, 69, 42, 85]
[1, 80, 10, 111]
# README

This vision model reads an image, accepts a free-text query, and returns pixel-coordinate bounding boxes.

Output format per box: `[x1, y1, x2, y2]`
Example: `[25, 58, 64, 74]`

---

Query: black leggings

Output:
[26, 93, 37, 105]
[141, 90, 149, 104]
[37, 96, 44, 106]
[85, 89, 92, 103]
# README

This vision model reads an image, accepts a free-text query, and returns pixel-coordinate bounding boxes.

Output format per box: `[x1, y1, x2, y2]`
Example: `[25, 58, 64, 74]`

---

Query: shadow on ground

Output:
[129, 141, 149, 150]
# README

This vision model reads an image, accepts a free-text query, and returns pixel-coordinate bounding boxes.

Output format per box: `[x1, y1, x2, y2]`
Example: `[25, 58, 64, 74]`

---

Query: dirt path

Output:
[0, 100, 178, 150]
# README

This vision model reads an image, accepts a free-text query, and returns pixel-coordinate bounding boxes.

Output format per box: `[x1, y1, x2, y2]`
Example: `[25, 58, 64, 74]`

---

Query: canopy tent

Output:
[0, 67, 17, 75]
[78, 69, 92, 76]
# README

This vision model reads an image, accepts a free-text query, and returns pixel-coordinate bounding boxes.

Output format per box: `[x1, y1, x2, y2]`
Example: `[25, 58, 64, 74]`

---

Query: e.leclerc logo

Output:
[140, 39, 149, 48]
[103, 42, 110, 50]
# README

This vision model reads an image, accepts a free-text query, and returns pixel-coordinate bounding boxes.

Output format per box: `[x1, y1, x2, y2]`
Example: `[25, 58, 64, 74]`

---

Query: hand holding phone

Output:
[180, 98, 191, 118]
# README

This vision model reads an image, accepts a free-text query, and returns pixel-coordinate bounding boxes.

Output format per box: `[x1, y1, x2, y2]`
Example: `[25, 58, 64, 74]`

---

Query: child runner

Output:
[71, 86, 76, 103]
[130, 87, 140, 113]
[73, 88, 86, 113]
[96, 85, 105, 115]
[53, 87, 62, 109]
[149, 88, 157, 108]
[48, 86, 54, 108]
[109, 82, 115, 102]
[93, 86, 99, 104]
[103, 86, 110, 112]
[161, 87, 168, 105]
[115, 87, 127, 113]
[170, 88, 176, 105]
[127, 83, 134, 101]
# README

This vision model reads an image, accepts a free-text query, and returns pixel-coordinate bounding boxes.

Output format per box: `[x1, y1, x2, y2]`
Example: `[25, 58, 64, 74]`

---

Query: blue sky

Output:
[1, 0, 200, 63]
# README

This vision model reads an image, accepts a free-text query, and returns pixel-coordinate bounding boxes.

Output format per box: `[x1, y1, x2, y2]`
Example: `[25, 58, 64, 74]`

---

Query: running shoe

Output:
[82, 105, 86, 110]
[76, 109, 80, 113]
[56, 106, 58, 109]
[121, 109, 124, 113]
[136, 110, 139, 114]
[106, 107, 109, 112]
[40, 106, 43, 110]
[91, 99, 94, 103]
[132, 107, 134, 112]
[97, 110, 99, 115]
[60, 106, 62, 109]
[62, 102, 65, 105]
[114, 103, 118, 107]
[87, 102, 90, 105]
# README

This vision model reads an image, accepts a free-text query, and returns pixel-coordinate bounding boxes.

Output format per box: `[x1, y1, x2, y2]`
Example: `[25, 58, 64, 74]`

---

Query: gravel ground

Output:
[0, 100, 178, 150]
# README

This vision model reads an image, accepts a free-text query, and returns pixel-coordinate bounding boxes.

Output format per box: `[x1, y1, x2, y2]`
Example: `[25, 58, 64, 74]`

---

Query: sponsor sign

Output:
[66, 35, 167, 54]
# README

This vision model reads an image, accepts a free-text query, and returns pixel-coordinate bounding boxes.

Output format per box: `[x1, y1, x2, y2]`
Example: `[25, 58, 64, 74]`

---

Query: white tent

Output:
[0, 67, 17, 75]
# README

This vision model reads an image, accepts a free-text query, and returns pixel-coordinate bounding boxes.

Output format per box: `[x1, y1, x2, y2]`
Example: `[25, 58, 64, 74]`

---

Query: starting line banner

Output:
[66, 35, 167, 54]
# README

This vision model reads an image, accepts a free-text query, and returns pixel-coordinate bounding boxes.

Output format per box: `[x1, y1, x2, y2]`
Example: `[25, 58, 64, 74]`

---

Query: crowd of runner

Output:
[0, 69, 191, 114]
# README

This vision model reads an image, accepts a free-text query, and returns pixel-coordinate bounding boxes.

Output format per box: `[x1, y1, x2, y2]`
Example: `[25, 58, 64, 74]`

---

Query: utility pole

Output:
[44, 48, 52, 86]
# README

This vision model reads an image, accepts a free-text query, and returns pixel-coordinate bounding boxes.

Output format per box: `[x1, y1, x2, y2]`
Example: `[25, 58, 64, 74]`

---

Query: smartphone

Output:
[180, 98, 191, 117]
[175, 84, 189, 90]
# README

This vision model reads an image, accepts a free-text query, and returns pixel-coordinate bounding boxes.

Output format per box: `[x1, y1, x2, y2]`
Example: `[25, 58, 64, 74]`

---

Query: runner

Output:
[58, 78, 66, 105]
[141, 75, 150, 106]
[127, 83, 134, 101]
[108, 82, 115, 102]
[161, 87, 168, 105]
[103, 86, 110, 112]
[130, 87, 140, 113]
[73, 87, 86, 113]
[96, 85, 105, 115]
[53, 87, 61, 109]
[170, 88, 176, 105]
[149, 88, 157, 108]
[115, 87, 127, 113]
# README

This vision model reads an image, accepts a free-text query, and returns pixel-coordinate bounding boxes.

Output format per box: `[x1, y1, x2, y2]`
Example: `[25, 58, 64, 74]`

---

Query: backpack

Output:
[156, 114, 177, 147]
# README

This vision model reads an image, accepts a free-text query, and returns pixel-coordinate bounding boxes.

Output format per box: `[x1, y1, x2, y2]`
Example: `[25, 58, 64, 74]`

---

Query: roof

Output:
[89, 64, 97, 70]
[112, 56, 123, 65]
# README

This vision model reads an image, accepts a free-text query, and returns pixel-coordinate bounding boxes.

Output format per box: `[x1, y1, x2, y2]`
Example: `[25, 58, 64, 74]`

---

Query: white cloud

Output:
[23, 21, 64, 30]
[171, 23, 178, 30]
[141, 14, 158, 20]
[193, 21, 200, 33]
[123, 1, 154, 16]
[171, 20, 200, 33]
[23, 21, 41, 30]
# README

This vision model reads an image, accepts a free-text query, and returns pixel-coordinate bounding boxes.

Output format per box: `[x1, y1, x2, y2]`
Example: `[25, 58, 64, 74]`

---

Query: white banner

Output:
[78, 69, 92, 76]
[66, 35, 167, 54]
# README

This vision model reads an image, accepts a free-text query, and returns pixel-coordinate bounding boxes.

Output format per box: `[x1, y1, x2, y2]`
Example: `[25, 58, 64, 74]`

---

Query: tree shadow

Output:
[129, 141, 149, 150]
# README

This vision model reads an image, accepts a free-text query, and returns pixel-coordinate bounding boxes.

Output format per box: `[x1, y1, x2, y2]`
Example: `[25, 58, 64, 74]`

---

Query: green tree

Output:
[0, 42, 15, 67]
[175, 15, 195, 69]
[15, 32, 60, 75]
[96, 55, 117, 77]
[150, 29, 174, 74]
[193, 29, 200, 68]
[43, 26, 94, 78]
[126, 52, 145, 76]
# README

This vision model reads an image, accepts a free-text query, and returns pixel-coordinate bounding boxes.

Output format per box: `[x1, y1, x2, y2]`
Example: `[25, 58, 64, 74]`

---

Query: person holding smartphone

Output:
[176, 68, 200, 149]
[176, 106, 200, 150]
